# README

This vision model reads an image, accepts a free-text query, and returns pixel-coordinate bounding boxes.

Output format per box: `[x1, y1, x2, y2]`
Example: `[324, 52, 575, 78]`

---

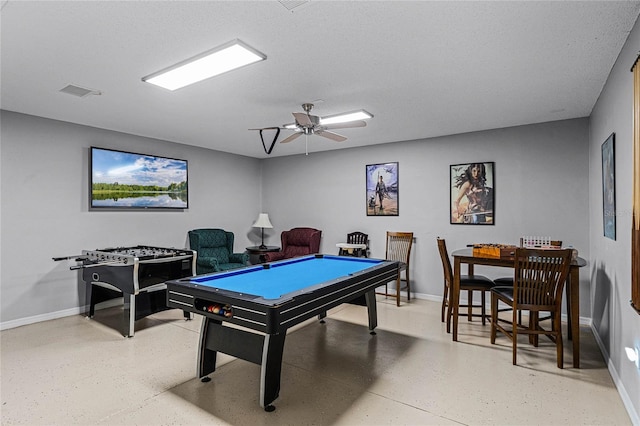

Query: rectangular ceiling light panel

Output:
[142, 39, 266, 91]
[320, 110, 373, 125]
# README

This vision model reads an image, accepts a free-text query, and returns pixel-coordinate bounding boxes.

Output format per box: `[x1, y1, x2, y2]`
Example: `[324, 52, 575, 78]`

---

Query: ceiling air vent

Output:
[59, 84, 101, 98]
[279, 1, 310, 12]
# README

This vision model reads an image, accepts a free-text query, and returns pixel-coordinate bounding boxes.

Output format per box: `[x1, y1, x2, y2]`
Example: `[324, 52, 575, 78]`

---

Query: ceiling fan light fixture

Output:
[320, 110, 373, 125]
[142, 39, 266, 91]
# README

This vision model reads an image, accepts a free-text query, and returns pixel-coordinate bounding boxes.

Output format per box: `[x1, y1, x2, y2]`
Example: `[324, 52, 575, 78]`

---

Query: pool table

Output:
[166, 254, 400, 411]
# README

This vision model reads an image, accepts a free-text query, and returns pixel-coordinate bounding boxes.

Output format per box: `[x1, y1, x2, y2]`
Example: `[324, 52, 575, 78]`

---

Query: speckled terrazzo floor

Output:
[0, 297, 630, 425]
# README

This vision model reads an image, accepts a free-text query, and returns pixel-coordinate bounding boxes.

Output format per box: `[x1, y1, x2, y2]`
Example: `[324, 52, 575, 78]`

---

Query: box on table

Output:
[472, 244, 517, 258]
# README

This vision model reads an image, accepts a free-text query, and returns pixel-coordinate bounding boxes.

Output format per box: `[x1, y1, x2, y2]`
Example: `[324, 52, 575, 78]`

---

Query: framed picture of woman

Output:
[450, 162, 494, 225]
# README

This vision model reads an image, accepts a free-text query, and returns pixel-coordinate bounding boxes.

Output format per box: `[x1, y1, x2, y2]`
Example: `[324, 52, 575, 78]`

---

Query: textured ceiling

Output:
[2, 1, 639, 158]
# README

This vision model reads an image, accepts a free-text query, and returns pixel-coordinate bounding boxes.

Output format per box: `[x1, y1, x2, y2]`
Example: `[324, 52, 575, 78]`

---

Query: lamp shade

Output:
[252, 213, 273, 229]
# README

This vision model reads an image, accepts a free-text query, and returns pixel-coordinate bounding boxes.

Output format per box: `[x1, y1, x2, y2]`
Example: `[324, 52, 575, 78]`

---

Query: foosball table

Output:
[54, 246, 196, 337]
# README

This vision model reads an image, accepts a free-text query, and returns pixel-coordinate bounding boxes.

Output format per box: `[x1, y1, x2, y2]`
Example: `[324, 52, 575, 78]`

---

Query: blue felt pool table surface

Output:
[189, 255, 383, 300]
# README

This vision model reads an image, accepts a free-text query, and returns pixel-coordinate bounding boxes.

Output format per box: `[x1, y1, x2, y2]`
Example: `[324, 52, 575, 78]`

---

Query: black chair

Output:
[437, 238, 496, 329]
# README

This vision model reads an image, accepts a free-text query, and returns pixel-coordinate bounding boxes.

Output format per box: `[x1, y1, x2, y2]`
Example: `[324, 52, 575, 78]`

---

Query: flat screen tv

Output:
[90, 147, 188, 210]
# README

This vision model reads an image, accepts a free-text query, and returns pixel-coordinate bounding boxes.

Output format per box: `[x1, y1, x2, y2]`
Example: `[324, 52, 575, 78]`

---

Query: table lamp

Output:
[252, 213, 273, 249]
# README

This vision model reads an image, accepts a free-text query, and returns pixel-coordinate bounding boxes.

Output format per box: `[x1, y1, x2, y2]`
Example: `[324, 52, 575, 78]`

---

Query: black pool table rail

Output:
[167, 257, 399, 335]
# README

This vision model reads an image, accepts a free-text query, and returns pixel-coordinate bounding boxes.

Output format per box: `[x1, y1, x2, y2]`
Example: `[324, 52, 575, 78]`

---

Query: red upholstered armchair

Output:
[262, 227, 322, 262]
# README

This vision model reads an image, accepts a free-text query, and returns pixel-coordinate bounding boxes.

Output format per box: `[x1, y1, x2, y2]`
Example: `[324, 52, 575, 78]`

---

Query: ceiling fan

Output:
[250, 103, 372, 154]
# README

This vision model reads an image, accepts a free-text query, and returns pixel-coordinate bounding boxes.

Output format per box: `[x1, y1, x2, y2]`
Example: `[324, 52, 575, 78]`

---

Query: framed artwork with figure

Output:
[366, 162, 398, 216]
[602, 133, 616, 240]
[450, 162, 494, 225]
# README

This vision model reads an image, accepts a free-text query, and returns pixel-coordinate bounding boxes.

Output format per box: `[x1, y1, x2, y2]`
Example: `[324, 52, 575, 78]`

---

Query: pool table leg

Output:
[197, 317, 287, 411]
[261, 333, 286, 411]
[364, 290, 378, 334]
[197, 318, 218, 378]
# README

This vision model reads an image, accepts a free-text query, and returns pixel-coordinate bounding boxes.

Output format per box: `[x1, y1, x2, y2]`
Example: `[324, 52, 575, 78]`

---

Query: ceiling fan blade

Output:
[293, 112, 313, 127]
[248, 126, 280, 131]
[316, 130, 347, 142]
[323, 120, 367, 130]
[280, 132, 303, 144]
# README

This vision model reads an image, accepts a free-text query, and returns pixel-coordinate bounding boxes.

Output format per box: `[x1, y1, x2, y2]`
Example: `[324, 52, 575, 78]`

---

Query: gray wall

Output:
[588, 13, 640, 423]
[262, 119, 591, 309]
[0, 111, 591, 325]
[0, 111, 262, 325]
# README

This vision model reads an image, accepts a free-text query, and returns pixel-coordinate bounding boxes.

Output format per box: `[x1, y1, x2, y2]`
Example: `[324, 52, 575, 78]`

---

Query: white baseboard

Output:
[590, 323, 640, 425]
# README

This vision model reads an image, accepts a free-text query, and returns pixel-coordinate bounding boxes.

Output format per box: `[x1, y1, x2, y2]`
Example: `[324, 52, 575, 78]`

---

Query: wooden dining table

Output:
[450, 248, 587, 368]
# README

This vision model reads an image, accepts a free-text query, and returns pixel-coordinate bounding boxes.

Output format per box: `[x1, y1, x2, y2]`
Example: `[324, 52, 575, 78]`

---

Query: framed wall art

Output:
[450, 162, 494, 225]
[366, 162, 398, 216]
[602, 133, 616, 240]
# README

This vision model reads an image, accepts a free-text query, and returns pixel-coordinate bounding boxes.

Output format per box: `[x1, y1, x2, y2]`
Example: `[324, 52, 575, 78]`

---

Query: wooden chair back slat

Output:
[386, 232, 413, 267]
[514, 249, 572, 309]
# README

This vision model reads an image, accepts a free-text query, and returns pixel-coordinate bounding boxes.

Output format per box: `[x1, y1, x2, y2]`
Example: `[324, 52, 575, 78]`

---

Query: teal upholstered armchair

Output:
[188, 228, 249, 274]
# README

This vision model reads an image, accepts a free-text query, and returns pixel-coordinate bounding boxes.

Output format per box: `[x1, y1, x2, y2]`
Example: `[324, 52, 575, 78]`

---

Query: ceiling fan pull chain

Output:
[305, 135, 308, 155]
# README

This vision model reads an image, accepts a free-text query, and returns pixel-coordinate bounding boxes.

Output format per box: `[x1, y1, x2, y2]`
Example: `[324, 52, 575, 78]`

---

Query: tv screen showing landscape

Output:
[90, 147, 188, 209]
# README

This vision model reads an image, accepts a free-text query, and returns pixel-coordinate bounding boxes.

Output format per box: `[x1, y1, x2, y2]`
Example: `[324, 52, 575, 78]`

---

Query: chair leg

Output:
[406, 271, 411, 301]
[468, 290, 473, 321]
[396, 276, 400, 307]
[512, 308, 518, 365]
[490, 293, 498, 344]
[531, 312, 539, 347]
[441, 280, 449, 323]
[481, 290, 486, 326]
[446, 294, 454, 333]
[555, 309, 564, 368]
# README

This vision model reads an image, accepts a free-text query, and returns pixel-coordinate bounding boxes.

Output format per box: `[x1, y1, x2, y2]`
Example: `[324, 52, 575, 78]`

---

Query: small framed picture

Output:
[602, 133, 616, 240]
[366, 162, 398, 216]
[450, 162, 494, 225]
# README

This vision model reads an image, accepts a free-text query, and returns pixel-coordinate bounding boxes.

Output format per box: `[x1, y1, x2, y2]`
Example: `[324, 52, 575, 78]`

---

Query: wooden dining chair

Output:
[376, 232, 413, 306]
[493, 239, 562, 287]
[490, 248, 572, 368]
[436, 238, 496, 330]
[493, 239, 568, 331]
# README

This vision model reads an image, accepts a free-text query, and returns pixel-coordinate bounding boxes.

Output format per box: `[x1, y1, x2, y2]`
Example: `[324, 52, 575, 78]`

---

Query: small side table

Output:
[246, 246, 280, 264]
[336, 243, 368, 257]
